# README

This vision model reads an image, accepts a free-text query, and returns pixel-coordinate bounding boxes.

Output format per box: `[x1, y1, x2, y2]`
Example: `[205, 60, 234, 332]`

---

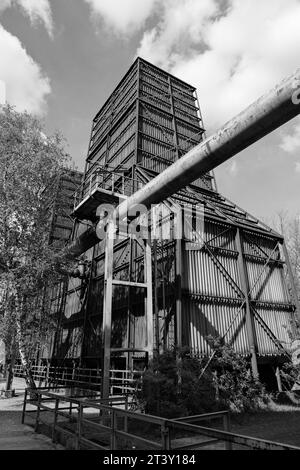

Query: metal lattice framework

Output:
[48, 59, 299, 396]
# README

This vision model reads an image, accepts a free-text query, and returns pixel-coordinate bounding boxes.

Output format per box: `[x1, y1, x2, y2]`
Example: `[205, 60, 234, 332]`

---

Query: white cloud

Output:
[0, 79, 6, 104]
[229, 161, 238, 177]
[280, 121, 300, 154]
[0, 0, 12, 12]
[0, 24, 51, 114]
[138, 0, 218, 68]
[84, 0, 157, 36]
[0, 0, 53, 36]
[137, 0, 300, 133]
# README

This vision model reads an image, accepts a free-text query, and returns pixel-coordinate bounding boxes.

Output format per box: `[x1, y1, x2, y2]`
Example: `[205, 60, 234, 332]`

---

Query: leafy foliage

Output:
[206, 337, 268, 412]
[136, 340, 269, 418]
[0, 105, 74, 381]
[136, 348, 217, 418]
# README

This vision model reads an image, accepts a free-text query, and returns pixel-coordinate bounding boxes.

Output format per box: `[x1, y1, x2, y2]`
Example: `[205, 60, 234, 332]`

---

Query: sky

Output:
[0, 0, 300, 222]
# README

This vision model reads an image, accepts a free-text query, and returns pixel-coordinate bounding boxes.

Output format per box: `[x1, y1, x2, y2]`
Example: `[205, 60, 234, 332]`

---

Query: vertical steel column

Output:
[101, 221, 114, 400]
[81, 123, 94, 201]
[153, 239, 160, 355]
[145, 235, 154, 360]
[175, 208, 183, 392]
[175, 208, 183, 350]
[135, 58, 141, 166]
[161, 237, 167, 352]
[235, 228, 259, 378]
[80, 244, 96, 367]
[282, 241, 300, 321]
[126, 237, 134, 371]
[104, 95, 115, 169]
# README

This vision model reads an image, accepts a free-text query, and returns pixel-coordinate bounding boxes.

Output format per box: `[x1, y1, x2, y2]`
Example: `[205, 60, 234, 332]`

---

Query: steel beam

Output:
[235, 228, 259, 378]
[66, 226, 100, 259]
[101, 222, 114, 400]
[175, 209, 183, 350]
[145, 235, 154, 359]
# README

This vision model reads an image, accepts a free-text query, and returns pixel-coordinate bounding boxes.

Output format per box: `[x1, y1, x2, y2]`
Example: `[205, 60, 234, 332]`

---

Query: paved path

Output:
[0, 378, 63, 450]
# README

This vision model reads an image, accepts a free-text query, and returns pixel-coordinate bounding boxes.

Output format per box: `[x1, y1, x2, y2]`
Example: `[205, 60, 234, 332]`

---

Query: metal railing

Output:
[21, 387, 300, 451]
[13, 365, 142, 395]
[73, 170, 144, 210]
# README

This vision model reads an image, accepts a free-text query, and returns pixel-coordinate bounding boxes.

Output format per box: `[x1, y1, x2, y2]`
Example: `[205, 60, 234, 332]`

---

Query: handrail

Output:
[21, 387, 300, 451]
[73, 170, 143, 211]
[13, 365, 142, 395]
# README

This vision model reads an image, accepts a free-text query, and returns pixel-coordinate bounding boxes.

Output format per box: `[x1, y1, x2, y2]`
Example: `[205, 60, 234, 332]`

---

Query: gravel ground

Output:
[1, 377, 300, 450]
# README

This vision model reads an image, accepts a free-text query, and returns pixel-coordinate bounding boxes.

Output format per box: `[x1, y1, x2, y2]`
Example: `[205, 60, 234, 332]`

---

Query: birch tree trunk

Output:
[5, 341, 16, 392]
[14, 288, 37, 392]
[15, 318, 37, 391]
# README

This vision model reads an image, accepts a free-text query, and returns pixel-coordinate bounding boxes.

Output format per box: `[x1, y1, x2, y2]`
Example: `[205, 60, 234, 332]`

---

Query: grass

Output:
[230, 403, 300, 447]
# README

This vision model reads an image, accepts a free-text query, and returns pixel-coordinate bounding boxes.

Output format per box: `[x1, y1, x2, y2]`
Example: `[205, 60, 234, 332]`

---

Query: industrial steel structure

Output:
[49, 169, 83, 246]
[50, 58, 299, 389]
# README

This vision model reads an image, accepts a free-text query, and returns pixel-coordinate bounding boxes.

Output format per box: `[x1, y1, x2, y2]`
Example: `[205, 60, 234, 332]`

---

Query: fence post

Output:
[112, 173, 115, 193]
[111, 411, 117, 450]
[52, 398, 59, 443]
[21, 389, 28, 424]
[69, 399, 73, 421]
[35, 392, 41, 433]
[275, 367, 283, 392]
[77, 403, 83, 450]
[161, 422, 171, 450]
[124, 395, 128, 433]
[223, 413, 232, 450]
[46, 362, 50, 387]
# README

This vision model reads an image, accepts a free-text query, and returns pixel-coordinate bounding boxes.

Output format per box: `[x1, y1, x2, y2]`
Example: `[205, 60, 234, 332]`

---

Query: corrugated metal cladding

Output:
[51, 58, 297, 367]
[181, 215, 295, 357]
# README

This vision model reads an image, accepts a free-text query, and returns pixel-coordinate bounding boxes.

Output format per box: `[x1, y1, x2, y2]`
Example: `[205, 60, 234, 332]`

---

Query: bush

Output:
[136, 347, 218, 418]
[207, 337, 268, 412]
[135, 340, 269, 418]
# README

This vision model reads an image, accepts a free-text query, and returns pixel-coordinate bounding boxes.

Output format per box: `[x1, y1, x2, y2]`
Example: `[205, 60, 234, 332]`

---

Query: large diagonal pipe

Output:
[67, 68, 300, 257]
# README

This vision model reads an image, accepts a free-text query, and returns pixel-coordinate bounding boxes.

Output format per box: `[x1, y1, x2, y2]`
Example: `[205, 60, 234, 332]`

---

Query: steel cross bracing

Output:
[64, 163, 297, 371]
[136, 166, 294, 360]
[199, 237, 293, 378]
[136, 167, 292, 362]
[135, 166, 296, 354]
